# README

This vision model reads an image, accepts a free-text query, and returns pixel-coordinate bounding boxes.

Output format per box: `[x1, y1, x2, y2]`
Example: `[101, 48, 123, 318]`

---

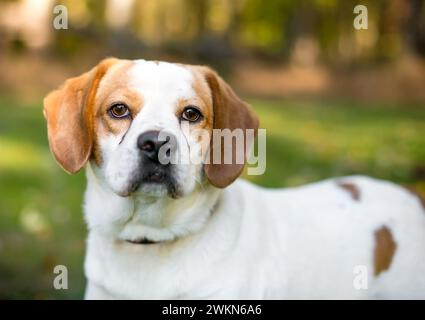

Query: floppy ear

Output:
[43, 58, 118, 174]
[198, 66, 259, 188]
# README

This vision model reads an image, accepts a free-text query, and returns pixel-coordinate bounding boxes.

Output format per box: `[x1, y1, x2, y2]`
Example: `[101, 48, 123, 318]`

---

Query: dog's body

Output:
[43, 58, 425, 299]
[83, 174, 425, 299]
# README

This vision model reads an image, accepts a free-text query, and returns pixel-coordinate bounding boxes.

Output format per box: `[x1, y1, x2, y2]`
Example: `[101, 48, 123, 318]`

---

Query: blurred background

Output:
[0, 0, 424, 299]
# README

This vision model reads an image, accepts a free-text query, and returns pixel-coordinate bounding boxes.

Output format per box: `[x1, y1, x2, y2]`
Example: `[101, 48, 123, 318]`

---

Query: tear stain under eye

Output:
[180, 125, 191, 150]
[174, 127, 192, 163]
[118, 128, 130, 145]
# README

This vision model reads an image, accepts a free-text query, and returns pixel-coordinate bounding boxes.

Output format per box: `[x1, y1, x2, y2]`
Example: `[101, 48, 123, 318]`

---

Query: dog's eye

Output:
[181, 106, 202, 122]
[109, 104, 130, 119]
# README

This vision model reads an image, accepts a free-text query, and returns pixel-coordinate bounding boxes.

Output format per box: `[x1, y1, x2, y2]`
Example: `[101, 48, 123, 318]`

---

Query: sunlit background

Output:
[0, 0, 424, 299]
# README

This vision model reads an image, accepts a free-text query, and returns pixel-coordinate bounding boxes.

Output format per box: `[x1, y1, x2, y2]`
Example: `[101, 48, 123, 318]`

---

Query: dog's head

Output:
[43, 58, 259, 198]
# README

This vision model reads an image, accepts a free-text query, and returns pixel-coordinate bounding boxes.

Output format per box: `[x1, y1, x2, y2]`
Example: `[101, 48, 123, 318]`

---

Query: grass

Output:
[0, 96, 424, 299]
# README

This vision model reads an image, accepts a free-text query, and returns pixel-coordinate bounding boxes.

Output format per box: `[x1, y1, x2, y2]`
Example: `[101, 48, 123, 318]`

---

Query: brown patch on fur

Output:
[43, 58, 119, 173]
[187, 67, 214, 131]
[91, 60, 143, 165]
[374, 226, 397, 276]
[403, 186, 425, 211]
[337, 182, 361, 201]
[191, 66, 259, 188]
[168, 67, 216, 159]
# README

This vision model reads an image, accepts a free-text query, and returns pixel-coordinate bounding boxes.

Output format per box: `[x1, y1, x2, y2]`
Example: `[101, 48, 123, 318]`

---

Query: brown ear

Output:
[198, 66, 259, 188]
[43, 58, 118, 174]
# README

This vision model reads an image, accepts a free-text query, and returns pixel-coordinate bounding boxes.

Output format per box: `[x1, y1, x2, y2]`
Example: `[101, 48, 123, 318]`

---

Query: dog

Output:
[43, 58, 425, 299]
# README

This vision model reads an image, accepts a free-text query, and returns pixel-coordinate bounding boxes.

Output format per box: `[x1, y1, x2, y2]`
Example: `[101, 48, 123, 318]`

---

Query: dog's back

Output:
[237, 176, 425, 299]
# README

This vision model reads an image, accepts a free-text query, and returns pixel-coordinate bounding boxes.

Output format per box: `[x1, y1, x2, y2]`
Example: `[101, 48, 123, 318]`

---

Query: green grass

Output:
[246, 99, 425, 188]
[0, 96, 424, 299]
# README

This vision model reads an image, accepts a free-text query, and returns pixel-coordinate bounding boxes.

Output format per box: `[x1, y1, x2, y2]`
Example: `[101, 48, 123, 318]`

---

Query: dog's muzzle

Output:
[129, 130, 180, 197]
[137, 130, 172, 172]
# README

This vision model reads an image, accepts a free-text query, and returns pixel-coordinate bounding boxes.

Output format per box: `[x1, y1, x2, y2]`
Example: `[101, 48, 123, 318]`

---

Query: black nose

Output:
[137, 130, 169, 163]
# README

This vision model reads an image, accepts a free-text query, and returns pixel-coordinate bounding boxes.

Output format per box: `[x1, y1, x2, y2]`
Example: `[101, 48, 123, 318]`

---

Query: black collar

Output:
[126, 238, 158, 245]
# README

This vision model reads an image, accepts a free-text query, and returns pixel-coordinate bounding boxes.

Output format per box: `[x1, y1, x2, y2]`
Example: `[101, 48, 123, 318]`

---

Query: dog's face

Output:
[43, 58, 258, 199]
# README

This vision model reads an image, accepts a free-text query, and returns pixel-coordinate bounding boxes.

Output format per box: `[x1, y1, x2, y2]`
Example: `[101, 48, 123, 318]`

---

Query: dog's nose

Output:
[137, 130, 169, 163]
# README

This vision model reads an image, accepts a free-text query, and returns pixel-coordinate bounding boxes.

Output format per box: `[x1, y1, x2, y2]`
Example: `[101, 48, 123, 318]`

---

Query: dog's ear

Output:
[43, 58, 118, 174]
[197, 66, 259, 188]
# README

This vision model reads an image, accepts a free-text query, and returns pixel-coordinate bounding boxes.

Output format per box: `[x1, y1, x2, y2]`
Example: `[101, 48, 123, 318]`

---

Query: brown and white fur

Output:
[43, 58, 425, 299]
